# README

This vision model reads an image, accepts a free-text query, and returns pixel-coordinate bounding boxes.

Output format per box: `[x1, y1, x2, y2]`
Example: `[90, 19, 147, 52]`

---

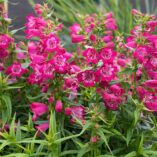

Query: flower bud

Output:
[55, 100, 63, 113]
[90, 136, 98, 143]
[65, 107, 72, 116]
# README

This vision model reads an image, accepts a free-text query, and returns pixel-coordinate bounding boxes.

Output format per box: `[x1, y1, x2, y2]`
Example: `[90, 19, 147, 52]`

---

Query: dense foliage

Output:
[1, 1, 157, 157]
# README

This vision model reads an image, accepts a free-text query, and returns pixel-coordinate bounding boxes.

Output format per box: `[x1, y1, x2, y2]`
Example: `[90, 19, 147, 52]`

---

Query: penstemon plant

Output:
[1, 2, 157, 157]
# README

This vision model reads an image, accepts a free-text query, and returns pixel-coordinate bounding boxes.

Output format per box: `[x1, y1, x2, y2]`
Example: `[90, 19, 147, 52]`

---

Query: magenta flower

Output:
[99, 48, 116, 64]
[117, 54, 127, 67]
[102, 35, 113, 42]
[96, 64, 116, 82]
[30, 102, 48, 121]
[35, 122, 49, 134]
[71, 34, 85, 43]
[41, 62, 54, 80]
[41, 84, 49, 93]
[34, 4, 43, 15]
[109, 84, 125, 96]
[143, 80, 157, 89]
[28, 73, 43, 85]
[145, 101, 157, 112]
[43, 33, 60, 53]
[68, 64, 81, 74]
[0, 34, 13, 49]
[64, 78, 78, 91]
[6, 62, 28, 77]
[55, 100, 63, 113]
[90, 34, 96, 42]
[149, 57, 157, 69]
[55, 23, 63, 31]
[82, 48, 99, 64]
[131, 9, 140, 15]
[55, 46, 66, 54]
[0, 47, 9, 58]
[28, 42, 43, 55]
[77, 70, 97, 87]
[48, 96, 54, 103]
[146, 21, 157, 28]
[30, 54, 46, 64]
[105, 12, 113, 19]
[133, 47, 147, 64]
[65, 107, 72, 116]
[51, 55, 69, 74]
[63, 52, 73, 60]
[144, 96, 157, 112]
[16, 52, 25, 60]
[25, 15, 46, 38]
[71, 106, 85, 122]
[102, 92, 121, 110]
[69, 23, 81, 34]
[147, 71, 157, 79]
[104, 18, 117, 30]
[136, 86, 151, 100]
[69, 23, 84, 43]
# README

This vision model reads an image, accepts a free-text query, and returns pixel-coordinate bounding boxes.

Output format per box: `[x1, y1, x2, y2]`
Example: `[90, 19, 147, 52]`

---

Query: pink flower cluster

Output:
[0, 34, 13, 59]
[3, 4, 157, 135]
[124, 10, 157, 112]
[25, 9, 127, 129]
[24, 7, 86, 130]
[30, 100, 85, 133]
[69, 12, 124, 110]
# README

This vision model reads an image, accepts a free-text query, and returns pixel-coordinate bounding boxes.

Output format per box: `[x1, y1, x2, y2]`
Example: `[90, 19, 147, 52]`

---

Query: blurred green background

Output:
[8, 0, 157, 49]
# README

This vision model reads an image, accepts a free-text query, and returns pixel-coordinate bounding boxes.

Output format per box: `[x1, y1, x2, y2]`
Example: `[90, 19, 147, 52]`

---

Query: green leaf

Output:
[120, 81, 131, 91]
[118, 67, 135, 75]
[138, 133, 144, 154]
[5, 85, 24, 90]
[109, 80, 120, 85]
[126, 128, 133, 146]
[27, 94, 44, 101]
[55, 122, 91, 144]
[0, 141, 11, 151]
[28, 0, 35, 6]
[16, 121, 21, 142]
[2, 154, 29, 157]
[60, 150, 78, 156]
[11, 27, 25, 35]
[133, 109, 140, 126]
[22, 62, 30, 69]
[111, 129, 126, 141]
[97, 130, 113, 155]
[77, 144, 91, 157]
[9, 114, 16, 138]
[48, 111, 56, 139]
[27, 113, 34, 130]
[1, 95, 12, 123]
[145, 150, 157, 155]
[97, 155, 116, 157]
[124, 151, 137, 157]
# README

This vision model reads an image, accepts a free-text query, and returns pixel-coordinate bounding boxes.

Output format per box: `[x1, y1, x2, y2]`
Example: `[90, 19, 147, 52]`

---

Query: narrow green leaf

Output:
[124, 151, 137, 157]
[126, 128, 133, 146]
[16, 121, 21, 141]
[0, 141, 11, 151]
[1, 95, 12, 122]
[138, 133, 144, 154]
[77, 145, 91, 157]
[97, 130, 113, 155]
[9, 114, 16, 138]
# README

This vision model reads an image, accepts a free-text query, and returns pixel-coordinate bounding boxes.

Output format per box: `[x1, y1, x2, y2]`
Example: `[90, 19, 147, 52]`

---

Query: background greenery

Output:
[27, 0, 157, 51]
